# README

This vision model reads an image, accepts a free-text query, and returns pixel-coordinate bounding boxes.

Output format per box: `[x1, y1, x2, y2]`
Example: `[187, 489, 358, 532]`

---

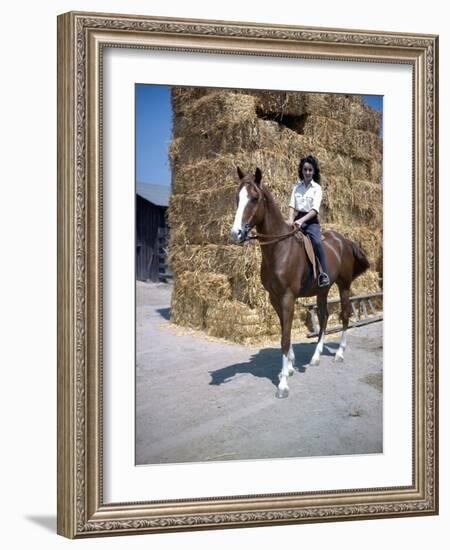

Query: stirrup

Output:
[318, 273, 330, 287]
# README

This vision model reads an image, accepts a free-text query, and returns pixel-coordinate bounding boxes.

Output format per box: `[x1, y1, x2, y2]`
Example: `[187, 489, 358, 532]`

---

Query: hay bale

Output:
[301, 116, 382, 161]
[318, 151, 354, 180]
[348, 270, 381, 295]
[205, 301, 268, 343]
[171, 87, 213, 116]
[212, 91, 381, 135]
[367, 160, 383, 183]
[168, 243, 244, 275]
[169, 184, 236, 225]
[171, 276, 206, 329]
[172, 92, 257, 139]
[350, 129, 383, 162]
[320, 179, 382, 228]
[323, 94, 381, 134]
[170, 151, 298, 195]
[351, 180, 383, 225]
[168, 184, 237, 246]
[174, 271, 231, 302]
[252, 90, 307, 120]
[168, 242, 267, 308]
[170, 118, 309, 166]
[170, 271, 232, 331]
[203, 298, 311, 345]
[249, 92, 382, 134]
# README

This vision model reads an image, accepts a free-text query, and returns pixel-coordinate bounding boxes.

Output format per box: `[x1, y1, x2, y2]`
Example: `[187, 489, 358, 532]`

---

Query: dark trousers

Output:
[296, 214, 328, 274]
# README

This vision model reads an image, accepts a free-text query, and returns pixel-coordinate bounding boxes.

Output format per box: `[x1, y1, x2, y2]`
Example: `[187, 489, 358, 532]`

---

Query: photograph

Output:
[135, 85, 384, 465]
[56, 10, 438, 538]
[1, 0, 447, 546]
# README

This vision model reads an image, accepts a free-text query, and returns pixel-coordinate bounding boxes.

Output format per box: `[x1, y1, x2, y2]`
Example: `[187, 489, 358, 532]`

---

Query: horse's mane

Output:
[260, 183, 289, 227]
[260, 183, 278, 208]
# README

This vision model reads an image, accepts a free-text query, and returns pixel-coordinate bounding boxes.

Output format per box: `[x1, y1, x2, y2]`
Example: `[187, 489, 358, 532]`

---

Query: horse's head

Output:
[230, 167, 265, 243]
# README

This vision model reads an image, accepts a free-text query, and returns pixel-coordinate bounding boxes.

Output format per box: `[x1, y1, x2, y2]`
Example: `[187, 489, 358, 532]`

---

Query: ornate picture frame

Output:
[57, 11, 438, 538]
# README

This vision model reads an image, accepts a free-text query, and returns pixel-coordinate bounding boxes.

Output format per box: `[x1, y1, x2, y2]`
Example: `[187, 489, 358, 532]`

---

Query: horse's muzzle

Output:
[231, 223, 251, 243]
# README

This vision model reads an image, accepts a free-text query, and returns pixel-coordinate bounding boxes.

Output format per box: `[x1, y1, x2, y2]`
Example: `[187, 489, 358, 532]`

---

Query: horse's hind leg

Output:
[335, 281, 351, 362]
[310, 291, 329, 366]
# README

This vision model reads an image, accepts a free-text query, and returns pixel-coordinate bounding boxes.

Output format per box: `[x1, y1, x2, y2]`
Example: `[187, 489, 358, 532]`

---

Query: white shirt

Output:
[289, 179, 322, 213]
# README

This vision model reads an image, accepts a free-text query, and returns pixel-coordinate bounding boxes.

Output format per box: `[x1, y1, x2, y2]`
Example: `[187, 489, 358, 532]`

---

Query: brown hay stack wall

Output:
[168, 87, 383, 345]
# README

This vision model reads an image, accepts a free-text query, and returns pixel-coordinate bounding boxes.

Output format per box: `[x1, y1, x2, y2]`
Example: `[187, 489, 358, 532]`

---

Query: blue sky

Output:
[135, 85, 173, 186]
[135, 85, 382, 186]
[362, 95, 383, 113]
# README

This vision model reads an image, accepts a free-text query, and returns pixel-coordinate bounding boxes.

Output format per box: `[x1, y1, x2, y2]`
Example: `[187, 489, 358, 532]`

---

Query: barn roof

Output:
[136, 181, 170, 207]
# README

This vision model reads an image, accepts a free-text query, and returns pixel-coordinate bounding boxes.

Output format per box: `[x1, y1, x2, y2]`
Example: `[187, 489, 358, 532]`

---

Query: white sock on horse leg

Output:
[286, 344, 295, 374]
[281, 353, 292, 378]
[317, 333, 325, 354]
[288, 344, 295, 362]
[335, 329, 347, 362]
[276, 354, 291, 398]
[310, 333, 325, 365]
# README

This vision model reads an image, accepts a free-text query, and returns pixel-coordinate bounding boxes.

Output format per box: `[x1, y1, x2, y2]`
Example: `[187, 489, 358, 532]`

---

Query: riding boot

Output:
[313, 258, 329, 288]
[299, 217, 330, 287]
[312, 241, 330, 287]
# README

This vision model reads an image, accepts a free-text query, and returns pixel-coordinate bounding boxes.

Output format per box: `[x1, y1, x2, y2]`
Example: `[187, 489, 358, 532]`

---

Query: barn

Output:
[136, 182, 171, 282]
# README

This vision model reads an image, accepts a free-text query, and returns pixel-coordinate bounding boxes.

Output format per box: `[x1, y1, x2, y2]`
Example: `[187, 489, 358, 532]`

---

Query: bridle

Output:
[237, 180, 302, 245]
[247, 226, 300, 246]
[242, 226, 300, 246]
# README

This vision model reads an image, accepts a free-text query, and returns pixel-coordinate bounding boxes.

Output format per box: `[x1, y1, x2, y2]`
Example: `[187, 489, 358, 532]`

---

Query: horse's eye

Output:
[251, 197, 258, 204]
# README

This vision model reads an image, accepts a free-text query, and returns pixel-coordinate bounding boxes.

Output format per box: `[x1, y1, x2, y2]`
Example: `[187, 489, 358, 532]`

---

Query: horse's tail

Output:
[350, 240, 370, 280]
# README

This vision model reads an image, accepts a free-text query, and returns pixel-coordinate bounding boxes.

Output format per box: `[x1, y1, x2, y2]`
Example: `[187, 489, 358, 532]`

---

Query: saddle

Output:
[294, 231, 320, 280]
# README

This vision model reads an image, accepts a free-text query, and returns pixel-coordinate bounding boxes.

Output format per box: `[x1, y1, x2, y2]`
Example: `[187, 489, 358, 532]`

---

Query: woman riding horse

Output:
[287, 155, 330, 288]
[230, 166, 369, 398]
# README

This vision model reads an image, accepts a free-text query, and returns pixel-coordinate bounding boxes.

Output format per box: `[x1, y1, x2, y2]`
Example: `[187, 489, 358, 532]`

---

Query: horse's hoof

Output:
[334, 352, 344, 363]
[276, 387, 289, 399]
[310, 357, 320, 366]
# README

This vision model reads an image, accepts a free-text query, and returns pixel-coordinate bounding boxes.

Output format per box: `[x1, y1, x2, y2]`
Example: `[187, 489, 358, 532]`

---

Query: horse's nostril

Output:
[230, 228, 241, 241]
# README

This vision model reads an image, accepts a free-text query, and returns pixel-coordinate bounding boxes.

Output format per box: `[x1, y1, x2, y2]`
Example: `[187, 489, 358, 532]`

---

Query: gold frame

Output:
[57, 11, 439, 538]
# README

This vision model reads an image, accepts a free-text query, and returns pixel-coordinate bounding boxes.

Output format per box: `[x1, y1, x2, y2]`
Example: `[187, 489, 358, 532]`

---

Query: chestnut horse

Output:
[230, 167, 370, 398]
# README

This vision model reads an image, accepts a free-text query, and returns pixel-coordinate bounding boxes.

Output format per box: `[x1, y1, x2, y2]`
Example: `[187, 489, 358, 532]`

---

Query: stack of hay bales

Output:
[168, 87, 382, 345]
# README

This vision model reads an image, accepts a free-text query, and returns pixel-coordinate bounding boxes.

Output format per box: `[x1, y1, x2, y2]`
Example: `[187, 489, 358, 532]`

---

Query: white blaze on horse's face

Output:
[230, 185, 250, 242]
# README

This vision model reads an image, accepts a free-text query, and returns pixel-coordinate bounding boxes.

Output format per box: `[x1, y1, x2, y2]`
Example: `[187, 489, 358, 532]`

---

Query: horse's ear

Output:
[255, 168, 262, 186]
[237, 167, 245, 180]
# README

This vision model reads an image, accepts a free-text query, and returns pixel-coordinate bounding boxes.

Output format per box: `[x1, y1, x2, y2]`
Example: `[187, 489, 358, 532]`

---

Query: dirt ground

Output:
[136, 281, 383, 465]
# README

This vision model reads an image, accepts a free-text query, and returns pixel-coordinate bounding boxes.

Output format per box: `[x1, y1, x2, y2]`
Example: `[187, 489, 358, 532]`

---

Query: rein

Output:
[248, 226, 300, 246]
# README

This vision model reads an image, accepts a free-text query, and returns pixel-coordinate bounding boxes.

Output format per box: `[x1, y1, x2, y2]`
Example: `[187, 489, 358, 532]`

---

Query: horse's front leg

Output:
[310, 292, 329, 366]
[269, 293, 295, 377]
[277, 292, 296, 398]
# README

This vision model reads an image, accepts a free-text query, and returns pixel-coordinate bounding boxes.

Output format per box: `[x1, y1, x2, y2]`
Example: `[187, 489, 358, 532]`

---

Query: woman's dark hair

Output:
[298, 155, 321, 184]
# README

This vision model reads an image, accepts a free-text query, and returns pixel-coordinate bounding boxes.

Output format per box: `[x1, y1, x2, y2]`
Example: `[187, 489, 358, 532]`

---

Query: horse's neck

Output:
[257, 188, 290, 237]
[256, 188, 299, 267]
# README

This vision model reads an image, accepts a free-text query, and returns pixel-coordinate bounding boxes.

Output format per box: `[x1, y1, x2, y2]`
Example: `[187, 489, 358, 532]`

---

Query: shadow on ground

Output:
[156, 307, 171, 321]
[25, 515, 56, 533]
[209, 341, 339, 388]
